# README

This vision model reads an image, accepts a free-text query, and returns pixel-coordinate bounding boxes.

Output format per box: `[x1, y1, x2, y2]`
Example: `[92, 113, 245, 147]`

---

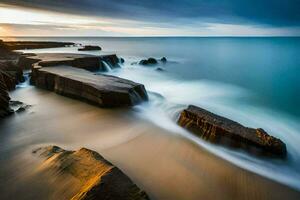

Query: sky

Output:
[0, 0, 299, 36]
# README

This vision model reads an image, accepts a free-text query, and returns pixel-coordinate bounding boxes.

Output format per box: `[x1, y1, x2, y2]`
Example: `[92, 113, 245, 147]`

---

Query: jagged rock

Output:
[178, 105, 287, 158]
[139, 58, 158, 65]
[20, 53, 148, 107]
[78, 45, 102, 51]
[33, 146, 150, 200]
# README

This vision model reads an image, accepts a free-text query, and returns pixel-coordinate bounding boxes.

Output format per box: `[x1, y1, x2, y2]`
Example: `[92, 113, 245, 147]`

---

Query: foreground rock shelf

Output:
[178, 105, 287, 158]
[22, 53, 148, 107]
[33, 146, 150, 200]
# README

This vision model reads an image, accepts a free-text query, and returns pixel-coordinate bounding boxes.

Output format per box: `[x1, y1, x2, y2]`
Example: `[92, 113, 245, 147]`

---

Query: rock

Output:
[0, 61, 24, 83]
[120, 58, 125, 63]
[178, 105, 287, 158]
[0, 71, 14, 118]
[78, 45, 102, 51]
[32, 66, 148, 107]
[17, 53, 40, 70]
[100, 54, 121, 68]
[3, 41, 75, 50]
[139, 58, 158, 65]
[33, 146, 150, 200]
[160, 57, 167, 63]
[10, 100, 31, 113]
[19, 53, 121, 72]
[156, 67, 165, 72]
[23, 53, 148, 107]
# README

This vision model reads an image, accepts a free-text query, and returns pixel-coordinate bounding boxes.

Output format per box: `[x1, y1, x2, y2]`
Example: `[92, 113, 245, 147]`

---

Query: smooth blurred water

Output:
[6, 36, 300, 190]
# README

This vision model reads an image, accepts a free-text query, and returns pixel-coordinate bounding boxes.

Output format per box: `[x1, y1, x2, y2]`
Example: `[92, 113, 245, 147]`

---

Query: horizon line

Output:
[1, 35, 300, 38]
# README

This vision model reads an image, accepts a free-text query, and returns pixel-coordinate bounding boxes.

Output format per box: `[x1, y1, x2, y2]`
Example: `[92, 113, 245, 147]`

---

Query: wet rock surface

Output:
[78, 45, 102, 51]
[21, 53, 148, 107]
[33, 146, 150, 200]
[178, 105, 287, 158]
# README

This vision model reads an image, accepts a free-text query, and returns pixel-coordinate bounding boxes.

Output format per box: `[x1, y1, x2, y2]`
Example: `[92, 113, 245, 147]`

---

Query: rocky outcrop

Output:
[33, 146, 150, 200]
[19, 53, 122, 72]
[3, 41, 75, 50]
[178, 105, 287, 158]
[139, 58, 158, 65]
[21, 53, 148, 107]
[0, 62, 24, 84]
[32, 66, 148, 107]
[139, 57, 167, 66]
[78, 45, 102, 51]
[0, 71, 13, 118]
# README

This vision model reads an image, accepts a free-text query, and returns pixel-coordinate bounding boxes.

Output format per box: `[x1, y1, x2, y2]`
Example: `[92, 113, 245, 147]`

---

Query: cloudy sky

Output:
[0, 0, 299, 36]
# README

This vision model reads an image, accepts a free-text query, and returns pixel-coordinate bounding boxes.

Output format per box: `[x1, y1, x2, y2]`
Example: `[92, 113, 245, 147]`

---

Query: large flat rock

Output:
[178, 105, 287, 158]
[18, 53, 121, 71]
[33, 146, 150, 200]
[25, 53, 148, 107]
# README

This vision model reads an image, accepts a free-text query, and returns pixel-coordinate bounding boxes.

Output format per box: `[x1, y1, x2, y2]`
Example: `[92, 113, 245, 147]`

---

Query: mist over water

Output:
[3, 37, 300, 192]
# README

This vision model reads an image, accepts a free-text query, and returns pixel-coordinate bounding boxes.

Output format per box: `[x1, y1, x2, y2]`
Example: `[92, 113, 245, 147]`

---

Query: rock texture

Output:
[0, 71, 13, 118]
[20, 53, 148, 107]
[78, 45, 102, 51]
[178, 105, 287, 158]
[33, 146, 150, 200]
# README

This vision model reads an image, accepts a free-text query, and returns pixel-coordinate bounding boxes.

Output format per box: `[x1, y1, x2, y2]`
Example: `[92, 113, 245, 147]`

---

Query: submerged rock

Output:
[33, 146, 150, 200]
[178, 105, 287, 158]
[78, 45, 102, 51]
[156, 67, 165, 72]
[10, 100, 31, 113]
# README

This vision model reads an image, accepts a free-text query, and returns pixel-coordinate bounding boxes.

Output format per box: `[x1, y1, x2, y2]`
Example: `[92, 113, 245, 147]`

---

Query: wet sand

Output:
[0, 86, 299, 200]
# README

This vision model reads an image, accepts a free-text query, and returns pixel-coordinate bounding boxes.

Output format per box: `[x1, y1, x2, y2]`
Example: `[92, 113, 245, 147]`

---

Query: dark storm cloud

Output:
[1, 0, 299, 26]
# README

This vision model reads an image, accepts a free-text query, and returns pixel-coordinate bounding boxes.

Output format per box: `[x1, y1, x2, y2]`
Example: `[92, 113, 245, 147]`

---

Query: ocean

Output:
[2, 36, 300, 194]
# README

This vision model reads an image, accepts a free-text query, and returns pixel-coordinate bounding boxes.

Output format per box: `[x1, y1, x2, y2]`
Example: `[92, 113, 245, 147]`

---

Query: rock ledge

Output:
[178, 105, 287, 158]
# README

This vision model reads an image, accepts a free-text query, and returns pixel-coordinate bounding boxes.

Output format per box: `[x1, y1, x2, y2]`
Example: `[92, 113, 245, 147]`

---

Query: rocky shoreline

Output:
[0, 39, 294, 199]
